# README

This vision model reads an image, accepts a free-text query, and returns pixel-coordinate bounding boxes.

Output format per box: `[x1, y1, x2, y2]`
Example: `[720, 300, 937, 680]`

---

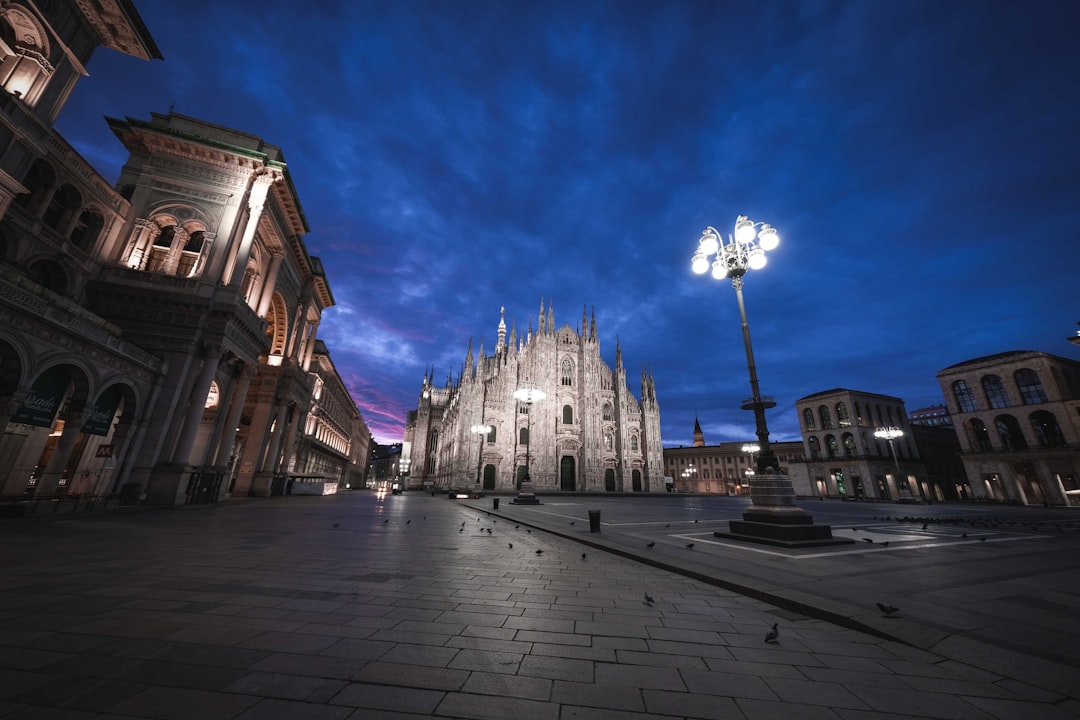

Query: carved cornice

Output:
[71, 0, 163, 60]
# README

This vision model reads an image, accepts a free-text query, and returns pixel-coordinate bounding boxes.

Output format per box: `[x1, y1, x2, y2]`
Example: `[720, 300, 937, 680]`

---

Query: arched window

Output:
[836, 402, 851, 427]
[602, 403, 613, 421]
[561, 358, 573, 386]
[842, 433, 856, 458]
[176, 230, 206, 278]
[43, 183, 80, 232]
[994, 415, 1028, 451]
[486, 426, 497, 443]
[604, 432, 613, 449]
[69, 208, 104, 252]
[562, 405, 573, 424]
[1029, 411, 1065, 448]
[519, 427, 529, 445]
[981, 375, 1009, 409]
[802, 408, 816, 431]
[819, 405, 833, 429]
[967, 418, 993, 452]
[807, 436, 821, 460]
[825, 434, 839, 459]
[1014, 368, 1048, 404]
[14, 158, 55, 214]
[630, 434, 638, 451]
[952, 380, 978, 412]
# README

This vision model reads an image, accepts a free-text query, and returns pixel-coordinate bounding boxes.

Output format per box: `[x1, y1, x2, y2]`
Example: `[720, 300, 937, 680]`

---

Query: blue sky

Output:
[57, 1, 1079, 446]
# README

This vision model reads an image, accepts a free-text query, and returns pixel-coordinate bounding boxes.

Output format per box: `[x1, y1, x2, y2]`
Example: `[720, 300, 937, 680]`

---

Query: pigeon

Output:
[486, 528, 492, 534]
[961, 532, 968, 538]
[644, 592, 654, 604]
[685, 543, 695, 549]
[881, 541, 890, 547]
[383, 519, 389, 524]
[581, 553, 587, 560]
[535, 549, 543, 555]
[332, 523, 339, 528]
[877, 602, 900, 617]
[921, 523, 928, 530]
[764, 623, 779, 643]
[694, 519, 699, 524]
[515, 525, 520, 529]
[461, 521, 466, 526]
[665, 523, 670, 528]
[527, 529, 531, 534]
[979, 536, 986, 542]
[406, 519, 411, 524]
[646, 542, 655, 549]
[570, 521, 575, 526]
[863, 538, 873, 543]
[508, 543, 513, 549]
[459, 528, 463, 533]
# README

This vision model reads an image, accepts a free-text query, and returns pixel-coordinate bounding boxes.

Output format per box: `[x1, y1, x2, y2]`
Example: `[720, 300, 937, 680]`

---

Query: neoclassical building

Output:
[936, 350, 1080, 506]
[404, 302, 664, 493]
[0, 2, 369, 505]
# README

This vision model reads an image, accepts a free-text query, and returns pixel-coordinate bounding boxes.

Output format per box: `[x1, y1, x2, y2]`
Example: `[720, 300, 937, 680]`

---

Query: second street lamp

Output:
[512, 387, 545, 487]
[470, 424, 491, 492]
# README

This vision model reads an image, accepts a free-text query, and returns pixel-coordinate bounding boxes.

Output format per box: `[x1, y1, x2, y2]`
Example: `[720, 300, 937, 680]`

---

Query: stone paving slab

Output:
[0, 492, 1075, 719]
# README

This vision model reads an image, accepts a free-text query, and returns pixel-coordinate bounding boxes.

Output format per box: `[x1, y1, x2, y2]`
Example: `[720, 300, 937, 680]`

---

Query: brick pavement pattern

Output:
[0, 492, 1077, 719]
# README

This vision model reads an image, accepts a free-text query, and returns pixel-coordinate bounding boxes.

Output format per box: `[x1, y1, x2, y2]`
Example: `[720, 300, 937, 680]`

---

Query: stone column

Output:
[33, 407, 88, 496]
[255, 249, 285, 318]
[171, 349, 222, 465]
[213, 364, 255, 467]
[159, 227, 190, 276]
[225, 172, 276, 289]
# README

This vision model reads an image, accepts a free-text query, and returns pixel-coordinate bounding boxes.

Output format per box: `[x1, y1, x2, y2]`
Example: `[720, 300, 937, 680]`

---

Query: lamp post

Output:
[874, 426, 908, 499]
[470, 424, 491, 491]
[691, 216, 850, 547]
[512, 387, 546, 487]
[693, 217, 779, 473]
[681, 464, 697, 492]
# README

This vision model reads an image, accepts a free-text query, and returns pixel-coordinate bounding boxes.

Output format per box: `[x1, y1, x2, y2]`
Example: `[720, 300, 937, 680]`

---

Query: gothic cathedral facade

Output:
[404, 302, 664, 493]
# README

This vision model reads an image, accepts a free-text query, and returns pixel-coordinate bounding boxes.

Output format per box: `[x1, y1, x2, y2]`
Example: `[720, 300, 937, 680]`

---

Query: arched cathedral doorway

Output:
[604, 469, 616, 492]
[482, 464, 496, 491]
[560, 456, 575, 491]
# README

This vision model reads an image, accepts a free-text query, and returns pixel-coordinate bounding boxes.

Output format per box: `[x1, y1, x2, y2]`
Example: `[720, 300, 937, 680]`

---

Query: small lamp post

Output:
[681, 464, 697, 492]
[512, 387, 546, 486]
[470, 424, 491, 491]
[874, 426, 909, 499]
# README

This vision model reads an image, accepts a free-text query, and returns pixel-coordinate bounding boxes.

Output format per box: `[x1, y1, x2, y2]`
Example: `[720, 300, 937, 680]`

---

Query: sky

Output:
[56, 0, 1079, 447]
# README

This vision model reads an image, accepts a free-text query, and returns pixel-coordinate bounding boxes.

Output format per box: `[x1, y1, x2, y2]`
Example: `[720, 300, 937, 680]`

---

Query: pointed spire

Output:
[590, 306, 596, 340]
[538, 297, 545, 334]
[465, 336, 474, 373]
[547, 302, 554, 334]
[497, 305, 506, 350]
[615, 335, 623, 371]
[582, 305, 588, 338]
[693, 415, 705, 447]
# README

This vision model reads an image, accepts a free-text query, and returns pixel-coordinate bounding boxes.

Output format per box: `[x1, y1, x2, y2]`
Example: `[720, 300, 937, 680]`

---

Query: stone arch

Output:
[13, 157, 55, 214]
[26, 257, 68, 294]
[42, 183, 81, 232]
[0, 6, 52, 104]
[69, 205, 106, 253]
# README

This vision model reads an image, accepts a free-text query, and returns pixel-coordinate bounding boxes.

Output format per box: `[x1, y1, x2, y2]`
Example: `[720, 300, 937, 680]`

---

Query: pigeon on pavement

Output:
[644, 592, 654, 604]
[876, 602, 900, 617]
[685, 543, 695, 549]
[764, 623, 779, 643]
[646, 542, 655, 549]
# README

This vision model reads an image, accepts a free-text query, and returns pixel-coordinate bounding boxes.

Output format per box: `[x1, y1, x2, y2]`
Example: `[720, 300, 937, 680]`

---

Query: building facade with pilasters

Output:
[0, 2, 367, 505]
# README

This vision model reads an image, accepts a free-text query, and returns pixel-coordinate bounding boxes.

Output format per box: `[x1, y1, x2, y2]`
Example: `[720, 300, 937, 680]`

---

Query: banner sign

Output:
[83, 386, 122, 436]
[10, 366, 67, 428]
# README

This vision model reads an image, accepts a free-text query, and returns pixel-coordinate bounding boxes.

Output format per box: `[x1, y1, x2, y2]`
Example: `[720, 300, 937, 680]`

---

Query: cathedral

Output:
[404, 301, 664, 493]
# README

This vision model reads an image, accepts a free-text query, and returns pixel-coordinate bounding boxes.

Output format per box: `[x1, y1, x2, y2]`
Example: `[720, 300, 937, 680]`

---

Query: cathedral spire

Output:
[547, 302, 554, 334]
[581, 305, 588, 338]
[590, 306, 596, 340]
[497, 305, 506, 350]
[538, 297, 545, 334]
[465, 336, 474, 375]
[615, 336, 623, 371]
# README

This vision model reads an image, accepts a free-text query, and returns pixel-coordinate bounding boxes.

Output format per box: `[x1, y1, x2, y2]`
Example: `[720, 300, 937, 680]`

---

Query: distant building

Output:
[909, 404, 953, 427]
[795, 388, 931, 502]
[404, 302, 664, 493]
[367, 443, 403, 489]
[663, 424, 808, 495]
[936, 350, 1080, 506]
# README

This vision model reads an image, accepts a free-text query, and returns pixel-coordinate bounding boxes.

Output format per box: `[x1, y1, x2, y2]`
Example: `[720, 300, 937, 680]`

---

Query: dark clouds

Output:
[57, 0, 1080, 444]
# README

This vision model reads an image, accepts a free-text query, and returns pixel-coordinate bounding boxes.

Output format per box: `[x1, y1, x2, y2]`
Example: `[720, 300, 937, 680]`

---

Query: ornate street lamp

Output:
[874, 426, 903, 471]
[512, 387, 545, 486]
[692, 216, 849, 547]
[680, 464, 697, 491]
[470, 424, 491, 490]
[693, 218, 779, 472]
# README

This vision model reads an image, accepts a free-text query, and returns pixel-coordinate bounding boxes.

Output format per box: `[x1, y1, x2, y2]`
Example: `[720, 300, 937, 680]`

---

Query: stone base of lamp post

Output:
[713, 473, 855, 548]
[512, 480, 541, 505]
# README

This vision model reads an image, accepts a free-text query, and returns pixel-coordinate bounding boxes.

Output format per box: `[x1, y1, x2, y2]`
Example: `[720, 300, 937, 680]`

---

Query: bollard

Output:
[493, 498, 500, 510]
[588, 510, 601, 532]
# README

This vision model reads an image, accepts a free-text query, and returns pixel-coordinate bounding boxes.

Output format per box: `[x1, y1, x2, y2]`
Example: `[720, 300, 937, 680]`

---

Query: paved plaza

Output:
[0, 491, 1077, 719]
